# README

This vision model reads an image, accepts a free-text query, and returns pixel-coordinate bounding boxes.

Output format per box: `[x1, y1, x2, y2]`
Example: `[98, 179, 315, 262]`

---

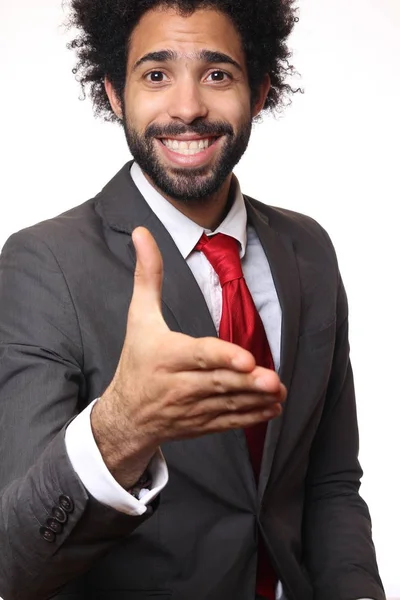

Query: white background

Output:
[0, 0, 399, 597]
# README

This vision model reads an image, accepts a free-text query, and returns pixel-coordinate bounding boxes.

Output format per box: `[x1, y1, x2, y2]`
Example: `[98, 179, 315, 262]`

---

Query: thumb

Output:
[130, 227, 165, 322]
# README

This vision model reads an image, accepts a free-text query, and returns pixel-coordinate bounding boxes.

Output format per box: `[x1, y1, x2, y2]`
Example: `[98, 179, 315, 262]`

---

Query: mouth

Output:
[159, 136, 220, 156]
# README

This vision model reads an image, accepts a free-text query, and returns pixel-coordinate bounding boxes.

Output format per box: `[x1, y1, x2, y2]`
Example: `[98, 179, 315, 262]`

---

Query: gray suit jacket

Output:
[0, 163, 385, 600]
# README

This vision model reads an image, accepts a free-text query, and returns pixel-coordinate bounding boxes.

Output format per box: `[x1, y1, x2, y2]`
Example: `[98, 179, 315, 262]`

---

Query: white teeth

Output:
[162, 138, 212, 155]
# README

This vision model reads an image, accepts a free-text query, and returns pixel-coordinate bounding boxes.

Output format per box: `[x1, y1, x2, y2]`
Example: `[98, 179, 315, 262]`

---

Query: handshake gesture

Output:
[92, 228, 286, 488]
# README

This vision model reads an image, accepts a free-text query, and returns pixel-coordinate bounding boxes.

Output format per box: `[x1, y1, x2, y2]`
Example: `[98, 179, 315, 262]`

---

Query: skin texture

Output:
[105, 7, 270, 228]
[68, 0, 299, 122]
[92, 8, 285, 489]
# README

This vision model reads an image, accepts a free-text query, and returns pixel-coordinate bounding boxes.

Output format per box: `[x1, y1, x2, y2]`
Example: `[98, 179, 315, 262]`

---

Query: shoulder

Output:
[5, 196, 99, 247]
[245, 195, 340, 276]
[2, 162, 134, 262]
[1, 196, 105, 273]
[245, 195, 334, 251]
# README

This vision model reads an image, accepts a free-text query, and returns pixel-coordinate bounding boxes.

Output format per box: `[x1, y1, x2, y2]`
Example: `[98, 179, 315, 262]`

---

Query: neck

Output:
[143, 173, 233, 231]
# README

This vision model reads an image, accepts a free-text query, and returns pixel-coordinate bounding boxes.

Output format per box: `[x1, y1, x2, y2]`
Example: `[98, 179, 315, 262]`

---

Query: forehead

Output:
[128, 7, 245, 67]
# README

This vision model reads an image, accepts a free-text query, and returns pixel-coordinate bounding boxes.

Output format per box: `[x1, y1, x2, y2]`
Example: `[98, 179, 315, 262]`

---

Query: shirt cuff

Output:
[64, 399, 168, 516]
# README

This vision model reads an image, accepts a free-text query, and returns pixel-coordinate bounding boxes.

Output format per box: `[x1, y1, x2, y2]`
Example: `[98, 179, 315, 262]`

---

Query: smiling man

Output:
[107, 8, 268, 226]
[0, 2, 385, 600]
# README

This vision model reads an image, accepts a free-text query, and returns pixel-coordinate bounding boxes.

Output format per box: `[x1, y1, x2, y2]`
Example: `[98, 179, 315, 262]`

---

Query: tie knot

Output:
[195, 233, 243, 286]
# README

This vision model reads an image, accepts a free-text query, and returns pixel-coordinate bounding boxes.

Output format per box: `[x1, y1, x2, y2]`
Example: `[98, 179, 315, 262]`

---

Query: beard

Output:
[121, 114, 252, 203]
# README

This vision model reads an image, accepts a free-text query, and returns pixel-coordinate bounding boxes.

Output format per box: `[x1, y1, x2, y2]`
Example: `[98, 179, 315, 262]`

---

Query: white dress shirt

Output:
[65, 163, 371, 600]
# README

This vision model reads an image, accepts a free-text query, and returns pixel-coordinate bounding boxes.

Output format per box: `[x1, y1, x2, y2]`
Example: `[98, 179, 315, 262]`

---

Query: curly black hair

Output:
[66, 0, 300, 122]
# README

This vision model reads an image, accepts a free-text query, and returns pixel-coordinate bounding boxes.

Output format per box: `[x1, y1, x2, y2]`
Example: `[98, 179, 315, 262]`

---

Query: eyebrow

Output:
[132, 49, 243, 72]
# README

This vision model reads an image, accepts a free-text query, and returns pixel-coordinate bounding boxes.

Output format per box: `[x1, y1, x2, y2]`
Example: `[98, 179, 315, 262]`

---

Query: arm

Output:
[0, 231, 155, 600]
[65, 399, 168, 515]
[302, 276, 385, 600]
[0, 225, 285, 600]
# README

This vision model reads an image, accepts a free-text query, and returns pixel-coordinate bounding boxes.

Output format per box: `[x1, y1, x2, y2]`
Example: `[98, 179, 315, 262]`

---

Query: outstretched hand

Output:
[91, 227, 286, 488]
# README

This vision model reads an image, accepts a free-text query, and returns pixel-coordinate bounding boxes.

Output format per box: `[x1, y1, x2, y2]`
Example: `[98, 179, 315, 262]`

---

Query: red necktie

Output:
[196, 233, 277, 600]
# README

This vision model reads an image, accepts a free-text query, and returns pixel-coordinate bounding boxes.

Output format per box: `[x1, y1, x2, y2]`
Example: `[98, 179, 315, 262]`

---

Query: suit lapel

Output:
[95, 162, 216, 338]
[95, 163, 257, 504]
[244, 198, 301, 500]
[131, 211, 218, 339]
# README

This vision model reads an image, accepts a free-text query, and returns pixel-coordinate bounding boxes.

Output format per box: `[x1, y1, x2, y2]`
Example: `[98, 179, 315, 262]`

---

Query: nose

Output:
[167, 78, 208, 124]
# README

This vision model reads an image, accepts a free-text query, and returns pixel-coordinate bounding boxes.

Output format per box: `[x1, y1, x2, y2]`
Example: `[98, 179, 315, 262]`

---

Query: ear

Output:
[251, 74, 271, 118]
[105, 77, 123, 120]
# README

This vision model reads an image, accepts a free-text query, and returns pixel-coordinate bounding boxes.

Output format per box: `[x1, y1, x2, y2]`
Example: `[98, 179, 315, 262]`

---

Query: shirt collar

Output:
[130, 161, 247, 259]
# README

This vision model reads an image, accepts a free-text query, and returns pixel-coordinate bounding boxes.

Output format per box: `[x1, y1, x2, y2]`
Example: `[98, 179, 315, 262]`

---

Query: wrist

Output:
[91, 395, 158, 489]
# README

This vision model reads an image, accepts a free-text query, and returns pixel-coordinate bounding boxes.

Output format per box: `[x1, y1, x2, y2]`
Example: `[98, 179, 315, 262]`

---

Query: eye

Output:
[206, 70, 230, 83]
[145, 71, 167, 83]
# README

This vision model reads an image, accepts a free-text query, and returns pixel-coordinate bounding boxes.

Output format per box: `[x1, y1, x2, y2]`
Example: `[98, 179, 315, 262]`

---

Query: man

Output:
[0, 1, 385, 599]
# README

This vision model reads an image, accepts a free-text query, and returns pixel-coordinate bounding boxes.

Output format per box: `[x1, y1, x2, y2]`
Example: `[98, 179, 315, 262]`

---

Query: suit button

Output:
[40, 526, 56, 543]
[46, 518, 63, 534]
[59, 495, 74, 513]
[52, 506, 67, 524]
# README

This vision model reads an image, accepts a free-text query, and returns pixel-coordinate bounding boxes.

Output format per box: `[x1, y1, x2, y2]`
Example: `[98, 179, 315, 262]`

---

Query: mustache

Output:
[145, 120, 234, 139]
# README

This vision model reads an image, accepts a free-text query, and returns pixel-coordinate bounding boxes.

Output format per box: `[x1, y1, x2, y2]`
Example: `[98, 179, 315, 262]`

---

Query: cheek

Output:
[124, 86, 168, 130]
[208, 89, 251, 123]
[221, 102, 251, 132]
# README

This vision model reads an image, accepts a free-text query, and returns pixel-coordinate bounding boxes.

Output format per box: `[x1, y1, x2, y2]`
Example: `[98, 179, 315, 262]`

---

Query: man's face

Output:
[108, 7, 263, 202]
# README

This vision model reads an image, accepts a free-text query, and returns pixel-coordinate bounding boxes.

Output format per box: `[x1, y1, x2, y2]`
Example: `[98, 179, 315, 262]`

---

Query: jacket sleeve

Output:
[302, 273, 386, 600]
[0, 230, 154, 600]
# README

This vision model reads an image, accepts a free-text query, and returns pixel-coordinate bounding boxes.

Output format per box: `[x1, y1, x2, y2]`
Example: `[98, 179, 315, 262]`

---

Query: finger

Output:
[130, 227, 166, 324]
[161, 335, 257, 373]
[174, 367, 283, 399]
[197, 404, 283, 435]
[186, 392, 283, 420]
